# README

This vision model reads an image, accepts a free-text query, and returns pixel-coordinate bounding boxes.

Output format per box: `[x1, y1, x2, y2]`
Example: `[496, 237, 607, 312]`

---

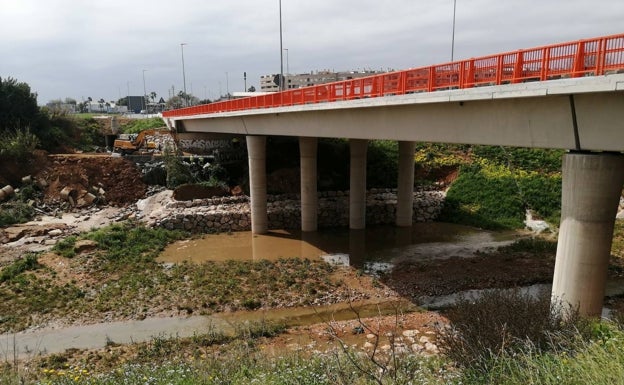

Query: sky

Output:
[1, 0, 622, 105]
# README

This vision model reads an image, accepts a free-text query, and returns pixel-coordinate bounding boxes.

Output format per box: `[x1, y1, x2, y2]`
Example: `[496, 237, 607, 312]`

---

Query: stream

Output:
[2, 223, 529, 359]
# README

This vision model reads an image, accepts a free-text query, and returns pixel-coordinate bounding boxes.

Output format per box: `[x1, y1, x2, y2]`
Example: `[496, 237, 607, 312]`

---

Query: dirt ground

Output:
[1, 152, 146, 207]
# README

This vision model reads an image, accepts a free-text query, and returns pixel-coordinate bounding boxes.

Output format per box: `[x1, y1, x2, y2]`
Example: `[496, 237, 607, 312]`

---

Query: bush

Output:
[0, 128, 39, 160]
[0, 253, 39, 283]
[0, 201, 35, 226]
[163, 151, 194, 189]
[367, 140, 398, 188]
[437, 287, 581, 373]
[52, 235, 78, 258]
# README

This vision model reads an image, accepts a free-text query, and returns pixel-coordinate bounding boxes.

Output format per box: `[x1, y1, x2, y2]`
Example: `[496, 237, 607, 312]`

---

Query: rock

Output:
[424, 342, 439, 354]
[48, 229, 63, 236]
[75, 239, 98, 253]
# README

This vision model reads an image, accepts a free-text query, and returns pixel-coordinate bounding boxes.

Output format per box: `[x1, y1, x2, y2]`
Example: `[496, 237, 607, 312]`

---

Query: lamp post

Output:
[284, 48, 289, 75]
[142, 69, 147, 112]
[180, 43, 188, 106]
[451, 0, 457, 62]
[279, 0, 284, 91]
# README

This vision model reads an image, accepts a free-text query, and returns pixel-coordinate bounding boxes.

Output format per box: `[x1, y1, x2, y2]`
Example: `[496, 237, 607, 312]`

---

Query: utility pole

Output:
[180, 43, 188, 106]
[451, 0, 457, 62]
[279, 0, 284, 91]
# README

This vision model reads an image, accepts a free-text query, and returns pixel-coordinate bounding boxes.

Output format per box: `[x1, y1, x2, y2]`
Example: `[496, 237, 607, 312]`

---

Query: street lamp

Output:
[279, 0, 284, 91]
[451, 0, 457, 62]
[180, 43, 188, 106]
[142, 69, 147, 112]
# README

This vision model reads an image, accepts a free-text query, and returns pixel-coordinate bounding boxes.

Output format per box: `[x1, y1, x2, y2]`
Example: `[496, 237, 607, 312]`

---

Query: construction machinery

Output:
[113, 128, 172, 155]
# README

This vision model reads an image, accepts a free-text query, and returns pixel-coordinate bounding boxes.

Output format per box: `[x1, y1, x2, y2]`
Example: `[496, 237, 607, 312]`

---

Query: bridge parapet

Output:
[164, 33, 624, 118]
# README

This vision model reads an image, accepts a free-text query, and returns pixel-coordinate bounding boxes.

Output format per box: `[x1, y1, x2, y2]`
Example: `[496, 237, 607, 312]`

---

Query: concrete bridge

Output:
[164, 33, 624, 317]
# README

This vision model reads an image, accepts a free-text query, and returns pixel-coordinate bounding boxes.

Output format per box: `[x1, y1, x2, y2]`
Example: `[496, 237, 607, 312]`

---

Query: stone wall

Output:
[149, 188, 445, 233]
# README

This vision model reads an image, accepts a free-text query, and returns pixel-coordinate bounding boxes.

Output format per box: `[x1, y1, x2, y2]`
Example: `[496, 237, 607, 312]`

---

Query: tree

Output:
[150, 91, 157, 103]
[0, 77, 39, 132]
[165, 95, 184, 110]
[248, 85, 256, 92]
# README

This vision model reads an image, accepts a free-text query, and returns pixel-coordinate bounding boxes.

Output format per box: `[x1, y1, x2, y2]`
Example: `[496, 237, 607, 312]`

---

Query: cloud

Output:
[0, 0, 622, 104]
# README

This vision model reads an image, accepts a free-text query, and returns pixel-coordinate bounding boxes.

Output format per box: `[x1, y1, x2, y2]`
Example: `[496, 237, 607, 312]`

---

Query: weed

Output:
[437, 287, 581, 373]
[0, 201, 35, 227]
[0, 254, 39, 283]
[52, 235, 78, 258]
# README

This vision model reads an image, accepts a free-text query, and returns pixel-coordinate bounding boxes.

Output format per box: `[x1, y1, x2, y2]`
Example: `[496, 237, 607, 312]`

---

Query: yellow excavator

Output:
[113, 128, 171, 155]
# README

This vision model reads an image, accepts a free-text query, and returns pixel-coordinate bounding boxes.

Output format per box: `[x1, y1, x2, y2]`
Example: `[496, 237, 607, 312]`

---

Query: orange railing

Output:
[164, 33, 624, 118]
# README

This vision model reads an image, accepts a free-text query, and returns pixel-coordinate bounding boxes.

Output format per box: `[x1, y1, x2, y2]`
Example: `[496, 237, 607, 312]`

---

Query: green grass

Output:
[439, 147, 563, 229]
[120, 117, 165, 134]
[463, 322, 624, 384]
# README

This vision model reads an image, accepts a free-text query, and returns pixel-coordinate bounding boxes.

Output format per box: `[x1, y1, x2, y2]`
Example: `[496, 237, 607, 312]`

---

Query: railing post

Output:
[427, 67, 434, 92]
[540, 47, 551, 81]
[573, 40, 586, 77]
[496, 54, 504, 85]
[512, 50, 524, 83]
[597, 38, 607, 75]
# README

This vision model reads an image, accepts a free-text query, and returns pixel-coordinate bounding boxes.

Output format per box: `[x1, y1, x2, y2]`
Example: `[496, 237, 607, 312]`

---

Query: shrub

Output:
[162, 150, 194, 189]
[0, 253, 39, 283]
[437, 287, 580, 373]
[0, 201, 35, 226]
[0, 127, 39, 160]
[52, 235, 78, 258]
[367, 140, 399, 188]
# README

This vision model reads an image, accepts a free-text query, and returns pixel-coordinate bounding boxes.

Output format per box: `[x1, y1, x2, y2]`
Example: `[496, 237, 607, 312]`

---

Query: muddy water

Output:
[159, 223, 524, 272]
[5, 223, 525, 358]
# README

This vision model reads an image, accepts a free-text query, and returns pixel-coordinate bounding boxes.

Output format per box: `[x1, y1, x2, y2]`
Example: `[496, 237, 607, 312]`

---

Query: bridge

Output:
[163, 33, 624, 317]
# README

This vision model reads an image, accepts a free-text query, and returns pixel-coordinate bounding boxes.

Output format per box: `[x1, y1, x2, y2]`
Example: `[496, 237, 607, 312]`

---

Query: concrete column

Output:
[349, 139, 368, 230]
[396, 141, 417, 227]
[552, 152, 624, 317]
[299, 137, 318, 232]
[246, 136, 268, 234]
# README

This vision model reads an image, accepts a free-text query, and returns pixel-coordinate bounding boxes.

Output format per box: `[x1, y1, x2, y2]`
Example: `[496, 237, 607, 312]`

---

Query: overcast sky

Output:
[1, 0, 622, 105]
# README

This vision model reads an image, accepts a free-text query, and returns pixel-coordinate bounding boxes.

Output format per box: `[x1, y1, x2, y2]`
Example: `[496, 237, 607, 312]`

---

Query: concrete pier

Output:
[396, 141, 416, 227]
[552, 152, 624, 317]
[349, 139, 368, 229]
[299, 137, 318, 232]
[246, 136, 268, 234]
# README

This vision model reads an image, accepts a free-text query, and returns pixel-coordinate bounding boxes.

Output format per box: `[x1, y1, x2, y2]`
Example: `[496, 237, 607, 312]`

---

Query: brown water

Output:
[5, 223, 526, 358]
[159, 222, 524, 273]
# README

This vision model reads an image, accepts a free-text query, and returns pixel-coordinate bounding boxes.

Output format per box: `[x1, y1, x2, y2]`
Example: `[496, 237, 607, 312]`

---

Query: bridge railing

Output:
[164, 33, 624, 118]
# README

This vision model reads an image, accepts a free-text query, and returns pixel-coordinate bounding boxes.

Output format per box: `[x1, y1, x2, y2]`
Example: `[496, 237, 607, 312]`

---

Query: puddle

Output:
[159, 223, 524, 272]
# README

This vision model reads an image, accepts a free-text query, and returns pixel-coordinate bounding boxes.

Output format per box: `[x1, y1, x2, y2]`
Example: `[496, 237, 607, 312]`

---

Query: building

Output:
[259, 70, 387, 92]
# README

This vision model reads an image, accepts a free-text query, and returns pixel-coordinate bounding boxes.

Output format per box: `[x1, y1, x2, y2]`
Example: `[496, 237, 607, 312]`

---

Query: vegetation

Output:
[440, 146, 564, 229]
[0, 222, 344, 333]
[119, 117, 165, 134]
[0, 201, 36, 227]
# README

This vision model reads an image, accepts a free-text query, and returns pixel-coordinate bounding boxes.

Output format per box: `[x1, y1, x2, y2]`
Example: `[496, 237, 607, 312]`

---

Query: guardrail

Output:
[164, 33, 624, 118]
